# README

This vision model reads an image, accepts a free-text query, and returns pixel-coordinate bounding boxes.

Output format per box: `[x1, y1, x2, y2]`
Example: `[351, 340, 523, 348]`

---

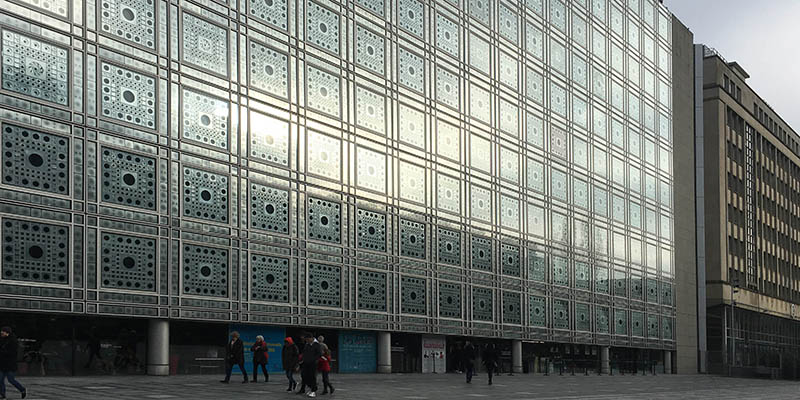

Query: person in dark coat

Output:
[463, 341, 476, 383]
[282, 337, 299, 392]
[84, 325, 102, 369]
[296, 332, 322, 397]
[250, 335, 269, 383]
[482, 343, 499, 385]
[220, 331, 248, 383]
[0, 327, 26, 399]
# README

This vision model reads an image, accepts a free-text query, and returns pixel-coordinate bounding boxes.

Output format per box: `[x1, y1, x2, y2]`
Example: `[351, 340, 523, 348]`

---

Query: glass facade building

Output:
[0, 0, 677, 374]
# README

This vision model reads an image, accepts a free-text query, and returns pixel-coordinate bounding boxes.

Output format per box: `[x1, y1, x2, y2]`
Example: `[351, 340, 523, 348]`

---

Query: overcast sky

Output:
[664, 0, 800, 131]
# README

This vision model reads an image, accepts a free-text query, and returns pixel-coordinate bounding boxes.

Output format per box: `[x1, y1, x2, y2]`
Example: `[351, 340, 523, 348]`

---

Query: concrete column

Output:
[512, 340, 523, 374]
[600, 346, 610, 374]
[377, 331, 391, 374]
[146, 319, 169, 376]
[664, 350, 672, 374]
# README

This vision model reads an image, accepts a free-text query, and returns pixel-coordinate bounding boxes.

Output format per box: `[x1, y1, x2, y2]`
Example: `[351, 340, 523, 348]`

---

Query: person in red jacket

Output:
[317, 348, 334, 395]
[250, 335, 269, 383]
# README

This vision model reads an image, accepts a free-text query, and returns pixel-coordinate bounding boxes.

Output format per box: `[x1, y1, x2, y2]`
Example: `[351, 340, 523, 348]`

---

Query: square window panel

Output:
[468, 33, 490, 76]
[357, 209, 386, 252]
[398, 46, 424, 93]
[527, 203, 545, 237]
[470, 134, 491, 173]
[550, 39, 566, 76]
[249, 0, 288, 30]
[182, 89, 229, 150]
[572, 54, 587, 89]
[498, 52, 518, 90]
[249, 41, 289, 99]
[356, 0, 384, 16]
[182, 13, 228, 75]
[397, 0, 424, 38]
[551, 126, 568, 160]
[526, 68, 544, 104]
[595, 267, 610, 294]
[470, 184, 491, 222]
[357, 269, 387, 311]
[574, 178, 589, 209]
[500, 146, 519, 184]
[551, 212, 569, 244]
[1, 218, 69, 284]
[469, 84, 491, 125]
[468, 0, 490, 25]
[101, 147, 156, 210]
[435, 66, 459, 110]
[573, 96, 588, 129]
[437, 228, 461, 266]
[471, 235, 492, 272]
[501, 244, 520, 277]
[498, 4, 517, 44]
[526, 158, 545, 193]
[399, 160, 425, 204]
[250, 254, 289, 302]
[356, 86, 386, 135]
[576, 303, 591, 331]
[356, 25, 385, 76]
[307, 198, 341, 243]
[356, 147, 386, 194]
[550, 82, 567, 117]
[529, 251, 546, 283]
[182, 244, 228, 297]
[501, 195, 520, 230]
[306, 64, 341, 117]
[530, 295, 546, 326]
[2, 30, 69, 105]
[400, 219, 426, 259]
[437, 173, 460, 214]
[306, 1, 340, 55]
[250, 183, 289, 234]
[398, 103, 425, 148]
[551, 169, 568, 203]
[101, 0, 156, 48]
[101, 232, 156, 291]
[436, 119, 460, 161]
[435, 13, 459, 58]
[527, 113, 544, 147]
[549, 0, 566, 32]
[306, 131, 341, 180]
[525, 22, 543, 60]
[249, 111, 289, 167]
[572, 14, 587, 48]
[499, 100, 519, 137]
[2, 124, 70, 195]
[553, 298, 569, 329]
[182, 167, 229, 223]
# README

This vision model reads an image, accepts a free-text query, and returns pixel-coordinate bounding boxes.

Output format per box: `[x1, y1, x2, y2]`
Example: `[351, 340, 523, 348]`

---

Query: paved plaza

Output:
[7, 373, 800, 400]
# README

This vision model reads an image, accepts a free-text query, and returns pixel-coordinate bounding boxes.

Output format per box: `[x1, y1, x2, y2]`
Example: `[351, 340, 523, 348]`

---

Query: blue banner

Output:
[228, 324, 285, 374]
[338, 331, 376, 373]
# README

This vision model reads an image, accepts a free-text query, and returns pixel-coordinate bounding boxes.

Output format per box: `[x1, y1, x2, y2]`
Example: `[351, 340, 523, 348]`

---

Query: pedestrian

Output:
[0, 326, 27, 399]
[283, 337, 300, 392]
[463, 341, 476, 384]
[84, 326, 102, 369]
[220, 331, 248, 384]
[297, 332, 322, 398]
[482, 343, 499, 385]
[251, 335, 269, 383]
[318, 347, 334, 395]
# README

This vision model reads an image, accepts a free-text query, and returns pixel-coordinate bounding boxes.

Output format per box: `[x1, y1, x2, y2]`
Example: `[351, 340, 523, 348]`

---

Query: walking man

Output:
[220, 331, 248, 384]
[298, 332, 322, 397]
[482, 343, 499, 385]
[463, 341, 476, 384]
[0, 327, 26, 399]
[283, 337, 300, 392]
[251, 335, 269, 383]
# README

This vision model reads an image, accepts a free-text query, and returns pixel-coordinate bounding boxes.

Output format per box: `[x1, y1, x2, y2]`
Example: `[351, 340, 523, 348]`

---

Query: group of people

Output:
[221, 331, 333, 398]
[460, 342, 500, 385]
[0, 326, 27, 399]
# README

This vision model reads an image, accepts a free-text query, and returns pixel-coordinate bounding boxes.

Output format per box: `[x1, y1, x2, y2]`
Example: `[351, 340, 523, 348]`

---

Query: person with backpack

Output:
[318, 347, 334, 395]
[0, 327, 26, 399]
[251, 335, 269, 383]
[282, 337, 299, 392]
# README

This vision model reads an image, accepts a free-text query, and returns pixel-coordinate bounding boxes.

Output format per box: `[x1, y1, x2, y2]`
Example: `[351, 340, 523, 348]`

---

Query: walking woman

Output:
[0, 327, 27, 399]
[220, 331, 248, 384]
[318, 347, 334, 395]
[251, 335, 269, 383]
[282, 337, 299, 392]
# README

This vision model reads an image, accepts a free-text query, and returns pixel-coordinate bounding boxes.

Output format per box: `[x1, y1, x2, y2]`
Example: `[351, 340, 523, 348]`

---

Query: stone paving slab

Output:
[5, 373, 800, 400]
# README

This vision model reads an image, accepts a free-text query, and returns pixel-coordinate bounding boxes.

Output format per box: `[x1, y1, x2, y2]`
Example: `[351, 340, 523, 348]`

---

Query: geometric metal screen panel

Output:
[575, 302, 590, 332]
[502, 291, 521, 325]
[553, 298, 569, 330]
[529, 295, 546, 327]
[437, 228, 461, 266]
[399, 218, 425, 259]
[308, 262, 341, 308]
[357, 209, 386, 252]
[471, 236, 491, 272]
[2, 123, 70, 195]
[500, 244, 520, 277]
[100, 232, 156, 291]
[357, 269, 386, 312]
[251, 254, 289, 303]
[182, 244, 229, 298]
[472, 286, 493, 322]
[307, 197, 341, 243]
[438, 281, 461, 319]
[101, 148, 157, 210]
[1, 218, 69, 284]
[401, 276, 426, 315]
[250, 183, 290, 234]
